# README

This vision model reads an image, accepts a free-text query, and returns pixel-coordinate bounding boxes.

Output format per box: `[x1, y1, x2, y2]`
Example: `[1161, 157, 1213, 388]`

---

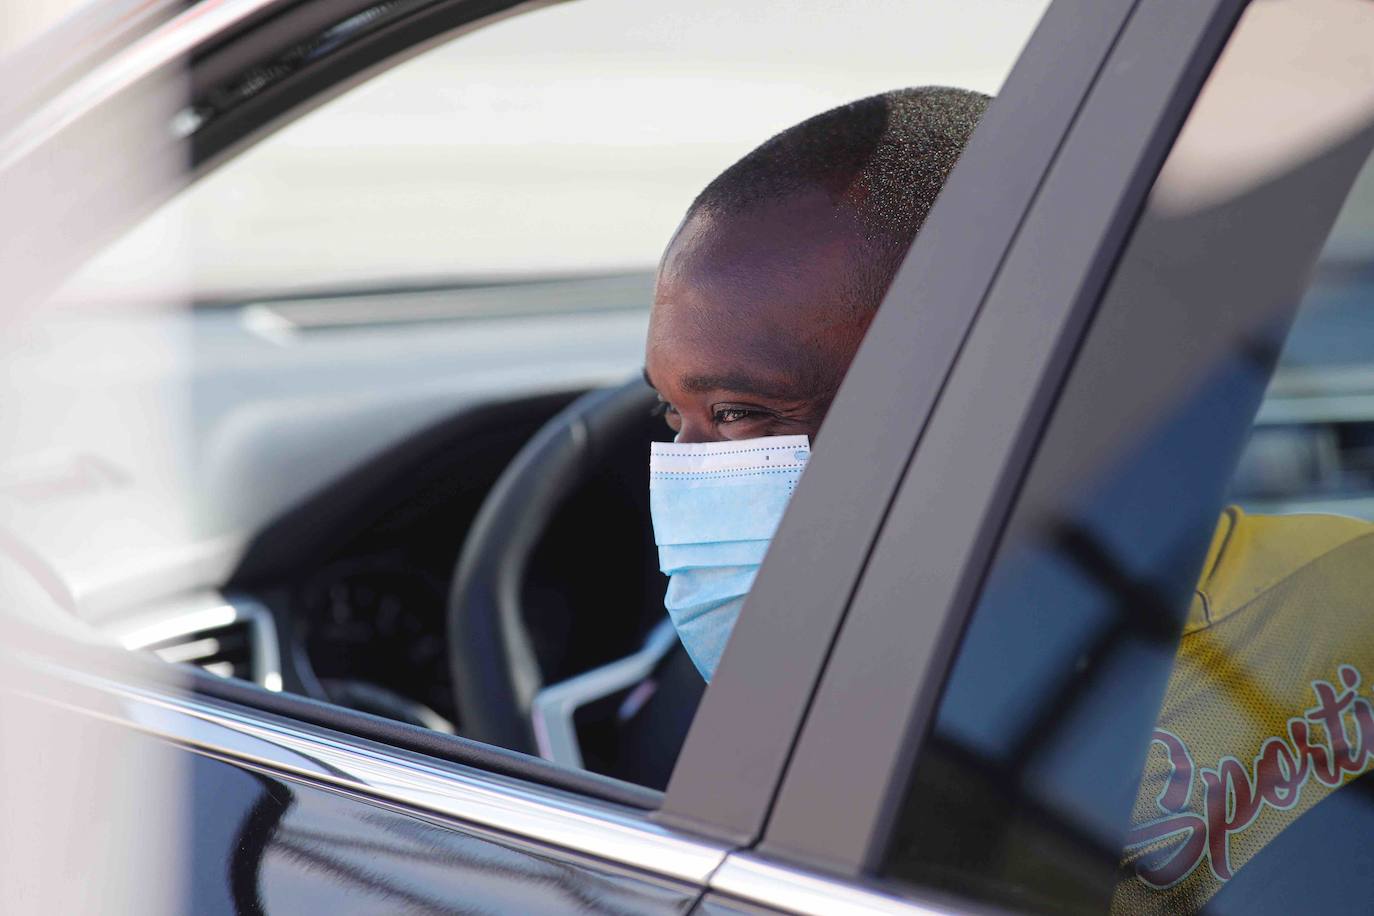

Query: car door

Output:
[3, 648, 711, 914]
[0, 0, 1066, 913]
[688, 0, 1374, 913]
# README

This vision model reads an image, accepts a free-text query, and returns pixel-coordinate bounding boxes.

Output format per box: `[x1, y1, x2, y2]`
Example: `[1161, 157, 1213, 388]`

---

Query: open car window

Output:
[879, 0, 1374, 912]
[2, 0, 1044, 819]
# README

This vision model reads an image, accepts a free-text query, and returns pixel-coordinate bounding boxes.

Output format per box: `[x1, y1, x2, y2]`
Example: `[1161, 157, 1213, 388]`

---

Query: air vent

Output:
[144, 618, 254, 680]
[114, 596, 283, 691]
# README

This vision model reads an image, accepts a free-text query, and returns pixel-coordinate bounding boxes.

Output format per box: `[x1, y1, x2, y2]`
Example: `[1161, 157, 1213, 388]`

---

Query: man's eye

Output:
[714, 407, 758, 424]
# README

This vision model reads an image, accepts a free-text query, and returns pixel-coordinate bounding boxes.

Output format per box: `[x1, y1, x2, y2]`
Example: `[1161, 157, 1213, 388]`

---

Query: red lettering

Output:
[1153, 730, 1194, 813]
[1289, 719, 1338, 785]
[1353, 698, 1374, 770]
[1126, 814, 1209, 888]
[1127, 666, 1374, 891]
[1309, 679, 1358, 776]
[1254, 738, 1305, 809]
[1202, 758, 1259, 881]
[1341, 665, 1360, 690]
[1127, 731, 1206, 887]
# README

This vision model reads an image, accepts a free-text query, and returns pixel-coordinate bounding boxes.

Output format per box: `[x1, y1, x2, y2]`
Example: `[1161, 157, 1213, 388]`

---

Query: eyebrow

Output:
[642, 366, 798, 401]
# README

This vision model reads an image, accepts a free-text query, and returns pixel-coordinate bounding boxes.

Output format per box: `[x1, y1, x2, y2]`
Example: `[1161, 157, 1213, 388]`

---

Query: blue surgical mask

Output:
[649, 435, 810, 680]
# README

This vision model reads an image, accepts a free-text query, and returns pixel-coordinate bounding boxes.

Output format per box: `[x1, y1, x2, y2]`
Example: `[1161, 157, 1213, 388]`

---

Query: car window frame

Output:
[654, 0, 1146, 852]
[752, 0, 1253, 875]
[752, 0, 1374, 899]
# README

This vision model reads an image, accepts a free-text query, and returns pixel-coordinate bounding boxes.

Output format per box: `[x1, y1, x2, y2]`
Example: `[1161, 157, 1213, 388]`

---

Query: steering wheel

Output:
[447, 378, 661, 753]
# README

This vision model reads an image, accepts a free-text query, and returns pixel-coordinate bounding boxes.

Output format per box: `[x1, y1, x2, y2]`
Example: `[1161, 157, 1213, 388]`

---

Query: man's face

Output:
[645, 188, 877, 444]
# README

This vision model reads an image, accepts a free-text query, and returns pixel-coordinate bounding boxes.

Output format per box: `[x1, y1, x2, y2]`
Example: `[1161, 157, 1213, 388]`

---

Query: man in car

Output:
[643, 86, 986, 679]
[643, 87, 1374, 913]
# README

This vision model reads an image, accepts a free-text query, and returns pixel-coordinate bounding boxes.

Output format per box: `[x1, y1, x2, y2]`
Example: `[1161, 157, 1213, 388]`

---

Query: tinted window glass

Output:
[884, 2, 1374, 912]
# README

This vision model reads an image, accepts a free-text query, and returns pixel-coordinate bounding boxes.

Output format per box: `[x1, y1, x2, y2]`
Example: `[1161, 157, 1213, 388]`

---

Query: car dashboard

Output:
[4, 274, 659, 754]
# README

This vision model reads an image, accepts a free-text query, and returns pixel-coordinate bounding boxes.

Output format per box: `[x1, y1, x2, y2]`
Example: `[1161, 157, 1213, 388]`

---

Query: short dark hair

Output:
[687, 86, 990, 310]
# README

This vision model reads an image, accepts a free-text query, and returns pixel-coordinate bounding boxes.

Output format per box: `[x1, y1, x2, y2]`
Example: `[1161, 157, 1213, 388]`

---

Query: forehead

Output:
[657, 190, 864, 303]
[652, 193, 866, 337]
[647, 193, 869, 395]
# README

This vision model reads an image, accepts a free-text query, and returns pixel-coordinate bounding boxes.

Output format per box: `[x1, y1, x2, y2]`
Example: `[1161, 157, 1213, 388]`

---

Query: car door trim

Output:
[709, 853, 975, 916]
[26, 663, 731, 885]
[24, 655, 1012, 914]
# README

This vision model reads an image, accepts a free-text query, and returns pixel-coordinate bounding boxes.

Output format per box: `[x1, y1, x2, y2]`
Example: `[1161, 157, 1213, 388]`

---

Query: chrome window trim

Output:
[108, 592, 284, 692]
[530, 616, 678, 767]
[38, 664, 730, 885]
[709, 853, 964, 916]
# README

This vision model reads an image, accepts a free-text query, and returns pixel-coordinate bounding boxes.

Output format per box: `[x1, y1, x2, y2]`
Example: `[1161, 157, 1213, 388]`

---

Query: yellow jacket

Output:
[1113, 507, 1374, 913]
